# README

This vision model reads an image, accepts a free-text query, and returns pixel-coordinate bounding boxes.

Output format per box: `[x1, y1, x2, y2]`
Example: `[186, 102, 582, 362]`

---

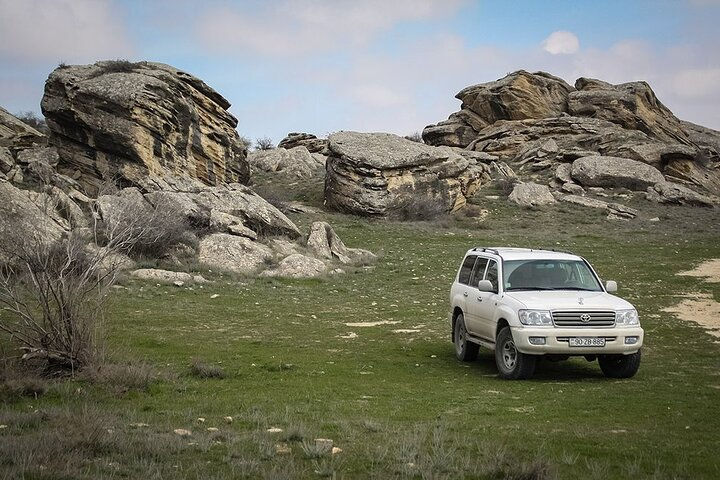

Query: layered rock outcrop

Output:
[277, 132, 328, 154]
[248, 146, 325, 178]
[41, 61, 249, 196]
[423, 70, 720, 205]
[324, 131, 492, 216]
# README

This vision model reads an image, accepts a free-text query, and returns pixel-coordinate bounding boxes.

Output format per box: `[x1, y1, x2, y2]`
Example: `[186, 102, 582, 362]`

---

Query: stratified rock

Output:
[470, 116, 653, 162]
[277, 132, 328, 154]
[569, 77, 689, 145]
[260, 254, 327, 279]
[41, 61, 249, 195]
[249, 146, 325, 178]
[0, 180, 66, 261]
[198, 233, 272, 274]
[423, 71, 573, 147]
[306, 221, 376, 265]
[508, 182, 556, 207]
[208, 209, 258, 239]
[571, 156, 665, 190]
[325, 131, 490, 216]
[646, 181, 715, 207]
[560, 194, 638, 219]
[145, 184, 301, 239]
[0, 106, 46, 148]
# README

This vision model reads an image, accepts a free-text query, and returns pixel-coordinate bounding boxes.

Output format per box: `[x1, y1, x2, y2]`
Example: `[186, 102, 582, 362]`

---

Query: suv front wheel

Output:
[495, 327, 537, 380]
[453, 313, 479, 362]
[598, 351, 641, 378]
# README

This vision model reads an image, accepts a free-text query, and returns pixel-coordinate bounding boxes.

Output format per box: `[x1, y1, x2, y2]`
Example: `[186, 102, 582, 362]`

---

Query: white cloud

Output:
[541, 31, 580, 55]
[195, 0, 466, 57]
[0, 0, 133, 63]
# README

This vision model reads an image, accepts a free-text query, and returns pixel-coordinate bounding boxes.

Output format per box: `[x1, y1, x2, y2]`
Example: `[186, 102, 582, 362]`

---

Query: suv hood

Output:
[504, 291, 634, 311]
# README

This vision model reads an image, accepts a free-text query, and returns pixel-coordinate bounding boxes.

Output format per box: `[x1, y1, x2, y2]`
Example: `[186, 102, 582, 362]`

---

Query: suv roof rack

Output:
[471, 247, 500, 255]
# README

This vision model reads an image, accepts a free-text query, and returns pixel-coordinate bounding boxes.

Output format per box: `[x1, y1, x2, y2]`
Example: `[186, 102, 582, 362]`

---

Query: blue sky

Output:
[1, 0, 719, 144]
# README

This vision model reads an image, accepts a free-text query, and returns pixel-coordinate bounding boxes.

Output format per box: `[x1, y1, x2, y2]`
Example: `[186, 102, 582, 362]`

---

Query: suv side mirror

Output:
[478, 280, 494, 292]
[605, 280, 618, 293]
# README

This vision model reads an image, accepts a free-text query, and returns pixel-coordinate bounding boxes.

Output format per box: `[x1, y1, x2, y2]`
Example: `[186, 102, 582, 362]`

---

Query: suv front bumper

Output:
[511, 326, 644, 355]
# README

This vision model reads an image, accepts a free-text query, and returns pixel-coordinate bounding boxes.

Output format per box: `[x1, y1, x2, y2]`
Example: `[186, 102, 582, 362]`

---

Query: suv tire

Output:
[598, 350, 641, 378]
[453, 313, 479, 362]
[495, 327, 536, 380]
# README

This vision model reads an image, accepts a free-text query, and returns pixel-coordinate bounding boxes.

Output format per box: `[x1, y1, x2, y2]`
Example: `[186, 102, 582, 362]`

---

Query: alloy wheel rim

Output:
[502, 340, 517, 369]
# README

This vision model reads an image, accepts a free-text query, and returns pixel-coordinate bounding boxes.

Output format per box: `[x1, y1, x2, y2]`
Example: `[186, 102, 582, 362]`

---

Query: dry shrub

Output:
[189, 359, 225, 379]
[389, 195, 448, 222]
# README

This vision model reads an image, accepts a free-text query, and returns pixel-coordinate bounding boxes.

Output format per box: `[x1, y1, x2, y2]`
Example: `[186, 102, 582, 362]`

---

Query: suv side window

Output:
[458, 255, 477, 285]
[485, 260, 499, 293]
[469, 257, 489, 288]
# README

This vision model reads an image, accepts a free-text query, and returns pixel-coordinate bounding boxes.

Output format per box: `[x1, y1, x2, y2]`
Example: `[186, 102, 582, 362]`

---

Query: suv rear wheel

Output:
[495, 327, 536, 379]
[598, 351, 641, 378]
[453, 313, 479, 361]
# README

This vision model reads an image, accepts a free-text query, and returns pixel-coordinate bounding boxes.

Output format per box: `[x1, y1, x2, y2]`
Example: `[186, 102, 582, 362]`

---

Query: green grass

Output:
[1, 193, 719, 478]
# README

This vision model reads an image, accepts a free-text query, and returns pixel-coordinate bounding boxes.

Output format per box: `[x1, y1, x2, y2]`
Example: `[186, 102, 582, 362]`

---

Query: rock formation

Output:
[324, 131, 492, 216]
[277, 132, 328, 154]
[423, 70, 720, 208]
[248, 146, 325, 178]
[41, 61, 249, 196]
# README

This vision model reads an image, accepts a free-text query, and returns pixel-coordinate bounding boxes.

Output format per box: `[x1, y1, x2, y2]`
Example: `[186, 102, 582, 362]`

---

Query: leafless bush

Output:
[94, 196, 191, 260]
[0, 193, 178, 373]
[404, 131, 423, 143]
[255, 136, 275, 151]
[14, 111, 49, 135]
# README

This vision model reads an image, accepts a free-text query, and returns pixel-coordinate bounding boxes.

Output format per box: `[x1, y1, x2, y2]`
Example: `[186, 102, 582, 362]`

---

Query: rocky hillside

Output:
[423, 70, 720, 208]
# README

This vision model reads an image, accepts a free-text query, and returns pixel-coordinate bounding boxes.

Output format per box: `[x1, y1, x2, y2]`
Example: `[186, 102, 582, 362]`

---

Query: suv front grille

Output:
[552, 310, 616, 327]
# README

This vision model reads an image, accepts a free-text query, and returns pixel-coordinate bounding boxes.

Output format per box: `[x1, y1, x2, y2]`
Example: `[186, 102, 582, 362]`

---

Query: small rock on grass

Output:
[174, 428, 192, 437]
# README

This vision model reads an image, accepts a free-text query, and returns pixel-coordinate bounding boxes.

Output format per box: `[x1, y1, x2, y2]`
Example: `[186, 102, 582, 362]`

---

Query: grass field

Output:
[1, 189, 719, 479]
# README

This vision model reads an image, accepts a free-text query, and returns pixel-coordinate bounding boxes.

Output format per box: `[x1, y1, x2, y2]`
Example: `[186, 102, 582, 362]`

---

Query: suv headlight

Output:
[518, 310, 553, 326]
[616, 309, 640, 326]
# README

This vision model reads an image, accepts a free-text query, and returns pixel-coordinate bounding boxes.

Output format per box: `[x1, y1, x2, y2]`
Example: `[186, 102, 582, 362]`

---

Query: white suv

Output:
[449, 247, 644, 379]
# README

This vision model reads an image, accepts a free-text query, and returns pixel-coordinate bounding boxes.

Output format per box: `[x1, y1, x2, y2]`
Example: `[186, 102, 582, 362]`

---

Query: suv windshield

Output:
[503, 259, 603, 292]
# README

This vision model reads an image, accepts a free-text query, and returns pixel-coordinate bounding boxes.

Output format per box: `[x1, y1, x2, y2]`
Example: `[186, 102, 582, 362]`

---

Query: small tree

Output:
[255, 136, 275, 151]
[0, 190, 185, 373]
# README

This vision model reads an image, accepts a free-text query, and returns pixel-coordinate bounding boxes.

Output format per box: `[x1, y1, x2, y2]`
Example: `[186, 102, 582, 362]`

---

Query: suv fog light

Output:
[624, 336, 639, 345]
[529, 337, 546, 345]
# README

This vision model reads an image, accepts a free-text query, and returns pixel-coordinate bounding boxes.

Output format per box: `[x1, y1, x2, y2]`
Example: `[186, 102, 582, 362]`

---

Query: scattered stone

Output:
[306, 221, 376, 265]
[508, 182, 556, 207]
[223, 416, 233, 424]
[129, 423, 149, 428]
[315, 438, 334, 450]
[174, 429, 192, 437]
[267, 427, 284, 433]
[561, 182, 585, 195]
[131, 269, 194, 284]
[332, 447, 343, 455]
[646, 181, 715, 207]
[560, 194, 637, 219]
[207, 427, 219, 432]
[210, 294, 219, 299]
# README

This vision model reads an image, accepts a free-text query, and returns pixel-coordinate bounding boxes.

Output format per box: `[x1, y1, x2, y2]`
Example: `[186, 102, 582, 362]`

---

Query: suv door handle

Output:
[463, 292, 468, 297]
[477, 297, 483, 302]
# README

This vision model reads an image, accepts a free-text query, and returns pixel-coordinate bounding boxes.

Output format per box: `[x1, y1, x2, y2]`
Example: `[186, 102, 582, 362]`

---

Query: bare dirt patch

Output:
[667, 259, 720, 340]
[662, 293, 720, 339]
[677, 259, 720, 283]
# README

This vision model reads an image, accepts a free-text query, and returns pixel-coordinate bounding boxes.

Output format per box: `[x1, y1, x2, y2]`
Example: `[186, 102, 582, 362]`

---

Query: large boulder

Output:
[423, 71, 574, 147]
[145, 184, 301, 239]
[0, 106, 46, 149]
[571, 156, 665, 190]
[0, 180, 66, 261]
[198, 233, 273, 274]
[306, 221, 376, 265]
[41, 61, 249, 196]
[248, 146, 325, 178]
[508, 182, 556, 207]
[569, 78, 690, 145]
[325, 131, 490, 216]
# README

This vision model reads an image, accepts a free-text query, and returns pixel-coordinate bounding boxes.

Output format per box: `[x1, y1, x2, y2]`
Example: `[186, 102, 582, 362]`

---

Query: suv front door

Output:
[467, 259, 500, 342]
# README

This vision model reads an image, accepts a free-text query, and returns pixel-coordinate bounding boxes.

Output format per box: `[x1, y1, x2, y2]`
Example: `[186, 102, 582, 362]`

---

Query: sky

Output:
[1, 0, 719, 145]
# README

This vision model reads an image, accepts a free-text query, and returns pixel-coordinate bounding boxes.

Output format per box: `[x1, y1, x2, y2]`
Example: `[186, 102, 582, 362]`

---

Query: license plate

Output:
[569, 337, 606, 347]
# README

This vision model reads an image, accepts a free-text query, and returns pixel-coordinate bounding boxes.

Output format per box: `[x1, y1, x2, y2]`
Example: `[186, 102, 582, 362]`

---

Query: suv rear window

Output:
[458, 255, 476, 285]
